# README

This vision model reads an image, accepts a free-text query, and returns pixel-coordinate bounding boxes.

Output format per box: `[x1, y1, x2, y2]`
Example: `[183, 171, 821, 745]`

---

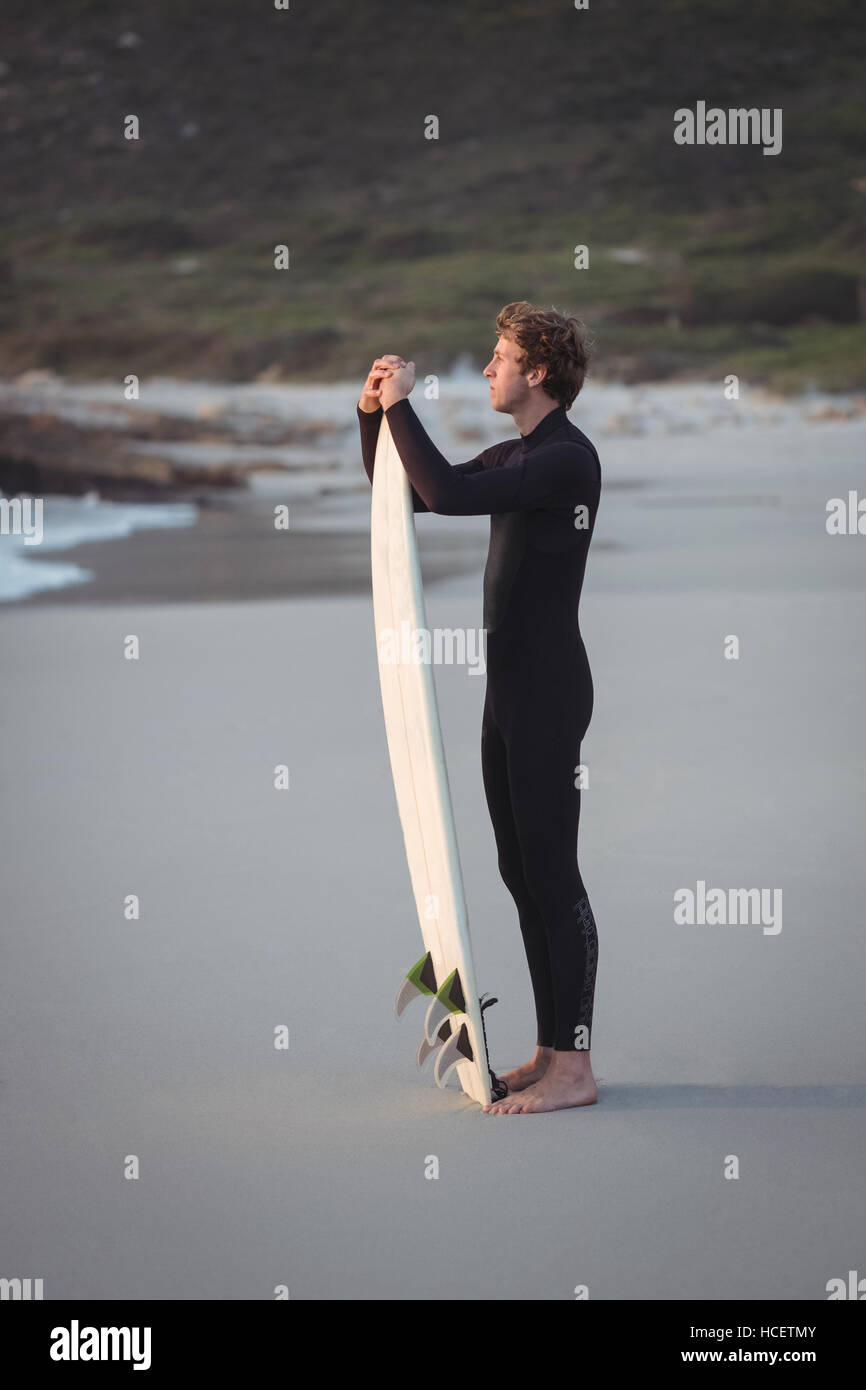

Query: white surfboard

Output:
[370, 414, 503, 1107]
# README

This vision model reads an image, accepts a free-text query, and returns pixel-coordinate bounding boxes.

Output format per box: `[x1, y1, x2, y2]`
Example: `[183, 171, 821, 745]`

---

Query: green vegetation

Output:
[1, 0, 864, 391]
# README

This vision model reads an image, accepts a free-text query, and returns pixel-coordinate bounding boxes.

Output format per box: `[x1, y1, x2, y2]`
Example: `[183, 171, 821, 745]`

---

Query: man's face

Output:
[483, 334, 537, 413]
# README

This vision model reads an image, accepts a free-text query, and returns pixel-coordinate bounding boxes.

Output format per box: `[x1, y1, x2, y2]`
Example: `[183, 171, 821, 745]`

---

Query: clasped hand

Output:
[359, 355, 416, 412]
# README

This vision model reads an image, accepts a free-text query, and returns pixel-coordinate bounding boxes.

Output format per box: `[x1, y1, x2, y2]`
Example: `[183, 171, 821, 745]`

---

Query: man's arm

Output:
[357, 402, 486, 514]
[383, 397, 598, 516]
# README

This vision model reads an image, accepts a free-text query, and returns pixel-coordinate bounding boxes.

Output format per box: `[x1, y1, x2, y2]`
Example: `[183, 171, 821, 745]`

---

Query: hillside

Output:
[1, 0, 865, 390]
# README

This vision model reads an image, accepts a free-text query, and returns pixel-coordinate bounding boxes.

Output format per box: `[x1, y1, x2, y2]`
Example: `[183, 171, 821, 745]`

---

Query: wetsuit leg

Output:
[481, 689, 556, 1047]
[485, 649, 599, 1053]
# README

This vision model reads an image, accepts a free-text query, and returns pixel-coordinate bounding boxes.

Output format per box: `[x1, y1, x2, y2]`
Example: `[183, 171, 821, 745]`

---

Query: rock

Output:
[0, 411, 246, 497]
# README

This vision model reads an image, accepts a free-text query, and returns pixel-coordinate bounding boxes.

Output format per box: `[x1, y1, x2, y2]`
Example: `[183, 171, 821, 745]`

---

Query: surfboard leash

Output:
[479, 994, 509, 1100]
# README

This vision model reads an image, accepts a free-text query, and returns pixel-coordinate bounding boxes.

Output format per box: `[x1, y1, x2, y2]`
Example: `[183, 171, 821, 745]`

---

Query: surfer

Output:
[358, 301, 601, 1114]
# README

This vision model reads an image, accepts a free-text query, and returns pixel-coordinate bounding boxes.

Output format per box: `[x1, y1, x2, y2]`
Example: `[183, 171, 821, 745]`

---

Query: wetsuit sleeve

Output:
[383, 397, 597, 516]
[357, 402, 486, 514]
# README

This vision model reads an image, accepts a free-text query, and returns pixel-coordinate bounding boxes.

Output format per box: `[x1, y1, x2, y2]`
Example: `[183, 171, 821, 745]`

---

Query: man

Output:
[357, 301, 601, 1114]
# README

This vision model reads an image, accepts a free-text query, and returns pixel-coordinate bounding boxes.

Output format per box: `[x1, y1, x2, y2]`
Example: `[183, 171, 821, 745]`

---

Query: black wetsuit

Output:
[358, 396, 601, 1053]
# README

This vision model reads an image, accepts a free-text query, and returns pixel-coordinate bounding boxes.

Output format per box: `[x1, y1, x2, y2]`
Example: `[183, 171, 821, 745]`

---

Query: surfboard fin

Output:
[433, 1022, 474, 1089]
[417, 1019, 451, 1069]
[423, 968, 466, 1042]
[395, 952, 438, 1020]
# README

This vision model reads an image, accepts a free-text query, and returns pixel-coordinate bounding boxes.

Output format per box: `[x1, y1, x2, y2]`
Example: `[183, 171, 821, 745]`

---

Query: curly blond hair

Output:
[495, 301, 593, 409]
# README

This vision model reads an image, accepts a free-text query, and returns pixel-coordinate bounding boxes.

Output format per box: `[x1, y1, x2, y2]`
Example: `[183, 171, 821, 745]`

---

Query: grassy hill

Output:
[1, 0, 864, 390]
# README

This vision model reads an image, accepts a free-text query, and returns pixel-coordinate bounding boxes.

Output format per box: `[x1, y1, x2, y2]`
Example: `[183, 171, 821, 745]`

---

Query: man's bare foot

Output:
[496, 1045, 553, 1094]
[484, 1051, 597, 1114]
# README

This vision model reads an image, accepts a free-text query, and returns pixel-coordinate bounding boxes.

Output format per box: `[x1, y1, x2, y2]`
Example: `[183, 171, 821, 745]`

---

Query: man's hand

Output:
[358, 355, 408, 412]
[379, 359, 415, 411]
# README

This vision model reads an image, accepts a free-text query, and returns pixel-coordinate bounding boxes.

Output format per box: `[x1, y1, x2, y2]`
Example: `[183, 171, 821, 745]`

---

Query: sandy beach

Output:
[1, 406, 864, 1299]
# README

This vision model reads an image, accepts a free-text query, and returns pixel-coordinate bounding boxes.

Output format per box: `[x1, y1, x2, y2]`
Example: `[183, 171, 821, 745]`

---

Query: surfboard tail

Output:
[395, 959, 507, 1102]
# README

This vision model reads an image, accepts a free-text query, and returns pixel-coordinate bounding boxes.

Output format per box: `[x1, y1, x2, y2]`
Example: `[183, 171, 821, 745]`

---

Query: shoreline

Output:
[0, 494, 491, 608]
